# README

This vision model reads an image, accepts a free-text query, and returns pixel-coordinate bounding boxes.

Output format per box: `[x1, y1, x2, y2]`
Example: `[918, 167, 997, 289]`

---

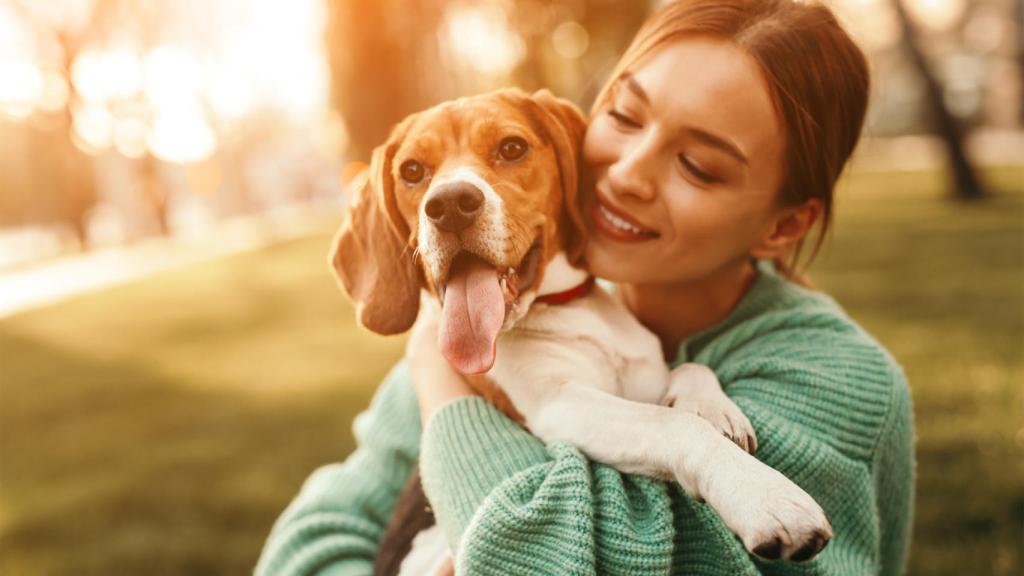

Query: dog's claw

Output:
[672, 397, 758, 455]
[753, 538, 783, 561]
[790, 531, 830, 562]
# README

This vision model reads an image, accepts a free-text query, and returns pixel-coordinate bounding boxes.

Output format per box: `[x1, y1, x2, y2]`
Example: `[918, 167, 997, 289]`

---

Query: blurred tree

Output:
[0, 120, 95, 247]
[324, 0, 654, 160]
[575, 0, 652, 105]
[1018, 0, 1024, 125]
[891, 0, 987, 199]
[1, 0, 117, 247]
[325, 0, 451, 161]
[4, 0, 180, 244]
[509, 0, 650, 105]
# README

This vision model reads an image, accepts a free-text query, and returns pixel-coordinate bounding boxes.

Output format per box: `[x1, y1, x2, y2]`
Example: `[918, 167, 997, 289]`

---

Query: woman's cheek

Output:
[582, 117, 618, 167]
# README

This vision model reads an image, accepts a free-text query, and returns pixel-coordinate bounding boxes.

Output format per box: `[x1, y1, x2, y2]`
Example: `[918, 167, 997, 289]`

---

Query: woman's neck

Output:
[617, 259, 758, 362]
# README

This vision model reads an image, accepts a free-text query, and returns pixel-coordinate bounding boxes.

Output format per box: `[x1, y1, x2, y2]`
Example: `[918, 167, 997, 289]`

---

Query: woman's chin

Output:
[584, 240, 645, 283]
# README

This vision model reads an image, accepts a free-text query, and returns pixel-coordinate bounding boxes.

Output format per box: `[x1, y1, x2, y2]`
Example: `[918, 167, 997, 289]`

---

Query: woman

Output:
[257, 0, 915, 574]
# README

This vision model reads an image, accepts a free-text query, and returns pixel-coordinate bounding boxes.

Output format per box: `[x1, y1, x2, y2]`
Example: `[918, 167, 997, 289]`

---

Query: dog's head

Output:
[330, 89, 587, 373]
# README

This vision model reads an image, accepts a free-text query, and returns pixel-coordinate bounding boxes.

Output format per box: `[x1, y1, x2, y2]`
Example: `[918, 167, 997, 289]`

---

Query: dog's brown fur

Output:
[331, 89, 587, 424]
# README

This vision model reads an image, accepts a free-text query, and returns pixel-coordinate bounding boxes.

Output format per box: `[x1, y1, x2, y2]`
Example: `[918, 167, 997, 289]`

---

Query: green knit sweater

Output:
[256, 263, 915, 575]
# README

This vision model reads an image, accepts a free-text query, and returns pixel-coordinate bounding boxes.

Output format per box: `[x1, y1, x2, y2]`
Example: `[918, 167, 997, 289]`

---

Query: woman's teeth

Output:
[599, 204, 648, 235]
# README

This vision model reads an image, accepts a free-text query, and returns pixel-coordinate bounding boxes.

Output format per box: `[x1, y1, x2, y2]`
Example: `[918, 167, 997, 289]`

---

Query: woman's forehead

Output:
[626, 38, 783, 158]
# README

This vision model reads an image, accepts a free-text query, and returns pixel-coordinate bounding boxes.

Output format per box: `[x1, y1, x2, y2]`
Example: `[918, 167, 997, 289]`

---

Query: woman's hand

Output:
[406, 311, 478, 424]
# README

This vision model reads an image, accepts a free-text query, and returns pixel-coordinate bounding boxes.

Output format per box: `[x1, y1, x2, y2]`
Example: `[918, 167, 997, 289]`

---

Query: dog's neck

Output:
[536, 252, 590, 298]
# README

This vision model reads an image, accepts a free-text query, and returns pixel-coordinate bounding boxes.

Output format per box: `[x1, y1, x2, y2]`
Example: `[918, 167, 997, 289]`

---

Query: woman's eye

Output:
[678, 155, 720, 184]
[498, 136, 529, 161]
[399, 159, 426, 184]
[608, 108, 640, 129]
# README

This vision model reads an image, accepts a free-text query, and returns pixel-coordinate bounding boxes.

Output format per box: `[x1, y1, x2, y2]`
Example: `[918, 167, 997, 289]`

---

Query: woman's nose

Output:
[607, 137, 658, 202]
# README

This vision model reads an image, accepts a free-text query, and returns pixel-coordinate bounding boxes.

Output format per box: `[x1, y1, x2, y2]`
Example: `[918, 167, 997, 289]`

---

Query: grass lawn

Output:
[1, 165, 1022, 575]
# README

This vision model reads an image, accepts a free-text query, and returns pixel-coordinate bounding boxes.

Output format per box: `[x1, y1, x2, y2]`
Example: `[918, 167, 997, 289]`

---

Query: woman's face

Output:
[581, 38, 788, 285]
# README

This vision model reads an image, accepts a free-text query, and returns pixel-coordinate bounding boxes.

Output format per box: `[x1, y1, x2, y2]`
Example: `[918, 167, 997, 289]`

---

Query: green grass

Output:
[1, 165, 1022, 575]
[0, 236, 407, 575]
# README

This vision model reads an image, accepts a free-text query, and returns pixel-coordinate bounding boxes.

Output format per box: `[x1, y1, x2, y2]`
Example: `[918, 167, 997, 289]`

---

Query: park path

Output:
[0, 204, 335, 319]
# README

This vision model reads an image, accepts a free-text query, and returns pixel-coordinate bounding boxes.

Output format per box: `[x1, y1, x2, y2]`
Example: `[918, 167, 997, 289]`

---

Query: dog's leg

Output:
[524, 381, 832, 562]
[661, 363, 758, 454]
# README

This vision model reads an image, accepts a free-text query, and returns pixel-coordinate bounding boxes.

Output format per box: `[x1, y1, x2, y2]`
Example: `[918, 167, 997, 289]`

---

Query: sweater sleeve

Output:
[707, 321, 914, 576]
[419, 322, 913, 575]
[419, 397, 682, 575]
[255, 362, 422, 576]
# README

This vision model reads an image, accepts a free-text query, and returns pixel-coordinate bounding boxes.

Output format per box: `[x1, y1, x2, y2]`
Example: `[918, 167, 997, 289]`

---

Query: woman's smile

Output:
[591, 194, 660, 242]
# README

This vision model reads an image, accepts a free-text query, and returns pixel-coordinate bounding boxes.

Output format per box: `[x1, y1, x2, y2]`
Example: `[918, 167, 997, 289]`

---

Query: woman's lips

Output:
[591, 196, 660, 243]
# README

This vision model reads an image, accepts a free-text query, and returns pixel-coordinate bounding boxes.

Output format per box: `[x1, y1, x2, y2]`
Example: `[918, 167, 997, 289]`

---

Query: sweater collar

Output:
[672, 260, 803, 366]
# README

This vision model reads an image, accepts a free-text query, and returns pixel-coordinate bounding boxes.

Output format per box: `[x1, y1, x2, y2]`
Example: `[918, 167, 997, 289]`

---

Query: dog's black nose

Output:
[425, 182, 484, 233]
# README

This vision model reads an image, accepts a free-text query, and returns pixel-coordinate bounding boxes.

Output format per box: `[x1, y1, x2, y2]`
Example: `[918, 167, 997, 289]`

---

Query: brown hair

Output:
[591, 0, 870, 283]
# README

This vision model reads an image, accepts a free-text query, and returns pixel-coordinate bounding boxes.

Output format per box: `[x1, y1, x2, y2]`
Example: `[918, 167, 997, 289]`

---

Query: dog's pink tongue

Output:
[440, 257, 504, 375]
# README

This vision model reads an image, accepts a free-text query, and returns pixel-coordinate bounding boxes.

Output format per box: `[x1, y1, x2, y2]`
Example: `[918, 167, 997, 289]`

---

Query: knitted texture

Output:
[256, 263, 915, 575]
[255, 362, 422, 576]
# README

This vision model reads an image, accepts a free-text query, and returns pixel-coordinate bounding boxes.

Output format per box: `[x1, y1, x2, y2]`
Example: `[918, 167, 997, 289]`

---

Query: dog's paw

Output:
[707, 453, 832, 562]
[668, 395, 758, 454]
[663, 363, 757, 454]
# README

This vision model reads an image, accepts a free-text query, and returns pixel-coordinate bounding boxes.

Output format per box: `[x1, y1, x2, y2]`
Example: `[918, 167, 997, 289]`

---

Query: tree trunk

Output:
[891, 0, 986, 199]
[1017, 0, 1024, 126]
[325, 0, 450, 161]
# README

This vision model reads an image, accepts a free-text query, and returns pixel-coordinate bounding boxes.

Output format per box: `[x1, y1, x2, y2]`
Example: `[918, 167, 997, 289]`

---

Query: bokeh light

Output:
[552, 20, 590, 59]
[443, 4, 525, 77]
[4, 0, 330, 164]
[904, 0, 967, 31]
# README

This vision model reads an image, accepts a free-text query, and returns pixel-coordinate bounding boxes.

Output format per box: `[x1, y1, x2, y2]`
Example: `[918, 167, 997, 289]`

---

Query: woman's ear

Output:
[530, 89, 589, 267]
[329, 122, 421, 335]
[750, 198, 822, 260]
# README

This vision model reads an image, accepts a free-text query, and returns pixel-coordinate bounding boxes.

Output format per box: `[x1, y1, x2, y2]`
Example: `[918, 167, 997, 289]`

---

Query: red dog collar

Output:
[535, 276, 596, 305]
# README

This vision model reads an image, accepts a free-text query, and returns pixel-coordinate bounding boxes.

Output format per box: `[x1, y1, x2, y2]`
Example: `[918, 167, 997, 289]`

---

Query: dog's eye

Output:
[399, 160, 425, 184]
[498, 137, 529, 161]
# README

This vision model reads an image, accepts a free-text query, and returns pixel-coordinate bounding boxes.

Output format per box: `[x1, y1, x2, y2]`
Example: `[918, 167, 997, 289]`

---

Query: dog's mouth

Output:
[438, 241, 542, 305]
[437, 240, 542, 375]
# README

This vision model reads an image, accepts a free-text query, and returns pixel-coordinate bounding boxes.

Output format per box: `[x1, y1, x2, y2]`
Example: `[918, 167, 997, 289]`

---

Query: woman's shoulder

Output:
[687, 263, 911, 462]
[689, 261, 902, 375]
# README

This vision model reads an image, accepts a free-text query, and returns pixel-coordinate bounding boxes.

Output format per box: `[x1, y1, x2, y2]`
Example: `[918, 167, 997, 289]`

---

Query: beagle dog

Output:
[330, 89, 832, 572]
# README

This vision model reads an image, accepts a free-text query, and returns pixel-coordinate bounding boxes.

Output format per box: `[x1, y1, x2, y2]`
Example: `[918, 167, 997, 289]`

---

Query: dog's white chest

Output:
[489, 286, 669, 414]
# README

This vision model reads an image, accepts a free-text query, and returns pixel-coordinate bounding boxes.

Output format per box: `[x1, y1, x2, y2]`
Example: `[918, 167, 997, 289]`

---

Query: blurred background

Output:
[0, 0, 1020, 574]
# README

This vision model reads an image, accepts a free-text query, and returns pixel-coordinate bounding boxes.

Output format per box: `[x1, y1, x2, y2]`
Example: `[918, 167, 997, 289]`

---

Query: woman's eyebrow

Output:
[619, 72, 650, 105]
[684, 127, 749, 166]
[621, 72, 748, 166]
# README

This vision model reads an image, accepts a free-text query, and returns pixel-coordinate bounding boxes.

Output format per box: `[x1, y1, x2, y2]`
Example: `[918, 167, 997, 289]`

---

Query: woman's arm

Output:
[255, 363, 422, 576]
[416, 324, 913, 574]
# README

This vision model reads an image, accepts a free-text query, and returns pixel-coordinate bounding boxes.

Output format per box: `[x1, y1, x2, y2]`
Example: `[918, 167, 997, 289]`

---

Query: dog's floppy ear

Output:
[329, 124, 420, 335]
[530, 89, 589, 266]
